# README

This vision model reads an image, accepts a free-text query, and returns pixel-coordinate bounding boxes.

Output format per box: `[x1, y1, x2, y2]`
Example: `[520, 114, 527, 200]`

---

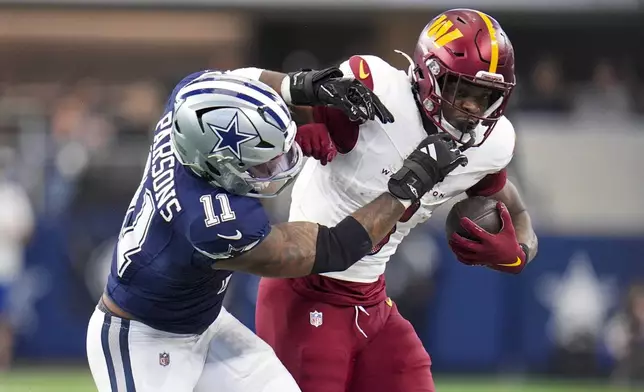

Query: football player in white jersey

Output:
[86, 58, 473, 391]
[254, 9, 539, 392]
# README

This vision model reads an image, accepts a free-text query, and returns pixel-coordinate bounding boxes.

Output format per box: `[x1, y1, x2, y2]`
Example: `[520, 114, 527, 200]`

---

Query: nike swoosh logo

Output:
[359, 60, 370, 79]
[217, 230, 242, 241]
[498, 257, 522, 267]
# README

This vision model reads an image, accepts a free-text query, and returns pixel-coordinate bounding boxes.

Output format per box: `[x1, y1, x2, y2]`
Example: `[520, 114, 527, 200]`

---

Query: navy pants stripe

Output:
[100, 314, 118, 391]
[101, 314, 136, 391]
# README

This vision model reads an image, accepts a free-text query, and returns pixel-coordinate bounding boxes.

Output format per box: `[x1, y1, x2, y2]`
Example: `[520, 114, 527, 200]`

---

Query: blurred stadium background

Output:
[0, 0, 642, 391]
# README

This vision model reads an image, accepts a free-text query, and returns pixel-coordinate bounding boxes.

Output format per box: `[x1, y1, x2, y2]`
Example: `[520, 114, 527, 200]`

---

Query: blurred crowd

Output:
[514, 57, 644, 119]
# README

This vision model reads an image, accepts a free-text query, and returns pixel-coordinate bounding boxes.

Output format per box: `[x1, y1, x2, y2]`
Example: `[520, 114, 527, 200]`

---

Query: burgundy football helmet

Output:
[404, 9, 516, 148]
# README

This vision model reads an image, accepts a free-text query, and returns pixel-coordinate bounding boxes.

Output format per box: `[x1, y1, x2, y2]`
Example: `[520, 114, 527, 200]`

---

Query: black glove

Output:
[287, 68, 394, 124]
[388, 134, 468, 203]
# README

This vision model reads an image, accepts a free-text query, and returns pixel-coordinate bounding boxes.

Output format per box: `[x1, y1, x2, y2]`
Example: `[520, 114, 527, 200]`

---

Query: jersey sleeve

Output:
[188, 192, 271, 262]
[466, 168, 508, 197]
[465, 117, 516, 197]
[173, 170, 272, 262]
[225, 67, 264, 81]
[339, 55, 376, 91]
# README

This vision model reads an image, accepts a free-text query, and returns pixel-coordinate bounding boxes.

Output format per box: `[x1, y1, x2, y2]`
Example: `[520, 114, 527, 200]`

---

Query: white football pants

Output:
[86, 306, 301, 392]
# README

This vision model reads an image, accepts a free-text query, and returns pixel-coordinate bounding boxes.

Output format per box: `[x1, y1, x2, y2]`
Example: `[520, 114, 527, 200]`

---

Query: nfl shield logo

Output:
[159, 352, 170, 367]
[309, 310, 323, 327]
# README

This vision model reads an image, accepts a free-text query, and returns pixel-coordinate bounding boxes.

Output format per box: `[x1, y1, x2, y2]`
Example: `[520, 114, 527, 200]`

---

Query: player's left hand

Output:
[296, 123, 338, 165]
[318, 75, 394, 125]
[448, 201, 527, 274]
[287, 68, 395, 124]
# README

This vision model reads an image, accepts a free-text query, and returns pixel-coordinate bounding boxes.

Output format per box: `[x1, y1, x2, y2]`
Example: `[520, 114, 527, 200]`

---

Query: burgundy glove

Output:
[448, 201, 528, 274]
[295, 123, 338, 166]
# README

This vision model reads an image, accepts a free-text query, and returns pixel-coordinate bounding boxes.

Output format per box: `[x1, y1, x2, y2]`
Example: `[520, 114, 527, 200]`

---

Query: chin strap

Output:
[459, 130, 476, 152]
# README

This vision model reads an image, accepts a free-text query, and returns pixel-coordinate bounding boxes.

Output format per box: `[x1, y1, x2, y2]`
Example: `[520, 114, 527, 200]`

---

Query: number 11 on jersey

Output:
[200, 194, 236, 227]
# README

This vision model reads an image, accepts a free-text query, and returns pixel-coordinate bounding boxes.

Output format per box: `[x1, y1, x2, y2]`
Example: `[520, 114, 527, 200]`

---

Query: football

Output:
[445, 196, 503, 240]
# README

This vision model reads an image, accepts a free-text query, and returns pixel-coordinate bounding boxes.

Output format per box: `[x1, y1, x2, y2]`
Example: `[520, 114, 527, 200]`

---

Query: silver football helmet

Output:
[171, 72, 303, 198]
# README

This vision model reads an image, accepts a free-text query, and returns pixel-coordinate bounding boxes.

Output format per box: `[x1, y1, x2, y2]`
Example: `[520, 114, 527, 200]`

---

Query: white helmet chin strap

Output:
[438, 117, 484, 146]
[483, 95, 504, 118]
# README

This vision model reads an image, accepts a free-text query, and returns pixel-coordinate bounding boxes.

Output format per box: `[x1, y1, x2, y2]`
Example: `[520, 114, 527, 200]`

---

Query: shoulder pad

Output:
[482, 116, 516, 169]
[174, 169, 271, 260]
[339, 55, 398, 93]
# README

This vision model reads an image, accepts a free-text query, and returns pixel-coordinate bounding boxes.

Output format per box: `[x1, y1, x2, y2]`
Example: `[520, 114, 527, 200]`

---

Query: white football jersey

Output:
[289, 55, 516, 283]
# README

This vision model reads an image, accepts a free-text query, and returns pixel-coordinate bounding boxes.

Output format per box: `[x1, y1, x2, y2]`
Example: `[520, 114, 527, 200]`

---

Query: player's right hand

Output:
[296, 123, 338, 165]
[388, 134, 468, 204]
[287, 68, 395, 124]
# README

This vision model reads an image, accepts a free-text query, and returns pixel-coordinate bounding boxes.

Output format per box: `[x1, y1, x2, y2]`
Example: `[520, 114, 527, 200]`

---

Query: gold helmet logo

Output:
[426, 14, 463, 48]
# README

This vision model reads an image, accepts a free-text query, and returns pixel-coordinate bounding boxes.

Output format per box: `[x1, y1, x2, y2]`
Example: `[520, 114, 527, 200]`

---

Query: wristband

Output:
[280, 75, 293, 105]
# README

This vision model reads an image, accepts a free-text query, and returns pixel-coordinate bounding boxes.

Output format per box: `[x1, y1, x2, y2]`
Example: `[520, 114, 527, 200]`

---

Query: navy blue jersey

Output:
[105, 70, 271, 334]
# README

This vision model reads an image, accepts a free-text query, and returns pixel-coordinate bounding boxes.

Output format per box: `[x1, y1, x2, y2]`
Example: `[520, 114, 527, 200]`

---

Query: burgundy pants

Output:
[255, 277, 435, 392]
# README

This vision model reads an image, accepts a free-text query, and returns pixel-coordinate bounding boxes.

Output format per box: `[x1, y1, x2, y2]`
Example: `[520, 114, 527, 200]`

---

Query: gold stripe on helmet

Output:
[475, 11, 499, 74]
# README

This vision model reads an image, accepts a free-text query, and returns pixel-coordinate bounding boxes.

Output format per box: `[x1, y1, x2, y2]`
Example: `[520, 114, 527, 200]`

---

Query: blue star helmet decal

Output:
[207, 112, 257, 160]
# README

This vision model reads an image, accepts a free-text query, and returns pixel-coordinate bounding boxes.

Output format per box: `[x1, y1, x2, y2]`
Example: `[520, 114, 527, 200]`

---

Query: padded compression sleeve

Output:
[312, 216, 373, 274]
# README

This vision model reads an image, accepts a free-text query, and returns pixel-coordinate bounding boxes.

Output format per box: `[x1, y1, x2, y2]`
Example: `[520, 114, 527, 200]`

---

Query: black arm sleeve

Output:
[312, 216, 374, 274]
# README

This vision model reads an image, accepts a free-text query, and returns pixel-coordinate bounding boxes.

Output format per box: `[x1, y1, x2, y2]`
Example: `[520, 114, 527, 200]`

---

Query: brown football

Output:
[445, 196, 503, 240]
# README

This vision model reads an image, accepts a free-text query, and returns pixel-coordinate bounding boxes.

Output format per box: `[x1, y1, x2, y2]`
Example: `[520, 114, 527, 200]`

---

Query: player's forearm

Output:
[259, 70, 315, 124]
[214, 193, 404, 278]
[216, 221, 320, 278]
[351, 193, 406, 246]
[512, 210, 538, 263]
[259, 70, 288, 97]
[270, 193, 404, 277]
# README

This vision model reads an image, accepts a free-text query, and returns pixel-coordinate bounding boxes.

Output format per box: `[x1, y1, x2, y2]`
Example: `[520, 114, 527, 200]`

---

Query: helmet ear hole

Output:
[414, 66, 425, 80]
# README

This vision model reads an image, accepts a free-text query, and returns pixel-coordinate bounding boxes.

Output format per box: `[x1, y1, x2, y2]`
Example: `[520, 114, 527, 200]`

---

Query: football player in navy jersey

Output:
[86, 67, 467, 392]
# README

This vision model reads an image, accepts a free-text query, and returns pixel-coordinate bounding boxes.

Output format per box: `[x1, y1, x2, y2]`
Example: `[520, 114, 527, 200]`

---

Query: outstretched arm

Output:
[214, 133, 467, 278]
[214, 193, 404, 277]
